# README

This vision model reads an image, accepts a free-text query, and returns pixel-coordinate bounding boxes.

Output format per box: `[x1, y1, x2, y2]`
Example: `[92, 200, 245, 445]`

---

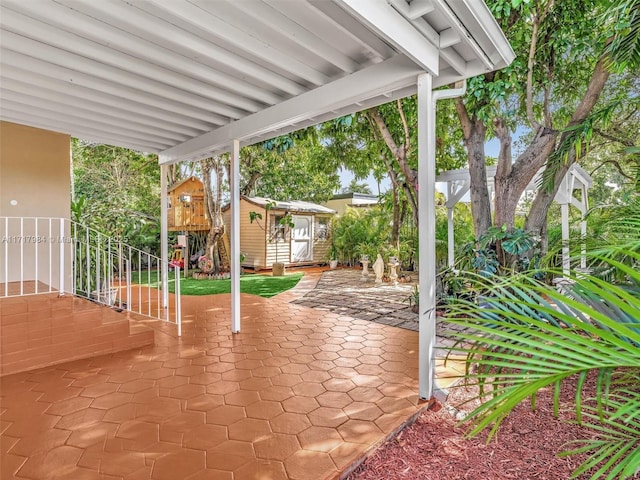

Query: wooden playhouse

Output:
[167, 177, 208, 232]
[223, 196, 336, 270]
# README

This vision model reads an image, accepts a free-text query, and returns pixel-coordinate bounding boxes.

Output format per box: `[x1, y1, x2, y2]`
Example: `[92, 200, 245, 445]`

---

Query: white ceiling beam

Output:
[387, 2, 466, 75]
[439, 28, 461, 48]
[0, 65, 209, 135]
[0, 49, 223, 126]
[1, 31, 237, 123]
[1, 89, 188, 143]
[2, 108, 167, 152]
[306, 0, 395, 62]
[54, 0, 305, 97]
[432, 0, 495, 71]
[1, 99, 175, 149]
[160, 55, 423, 164]
[3, 0, 284, 107]
[0, 6, 259, 116]
[216, 0, 360, 73]
[389, 0, 435, 20]
[336, 0, 439, 76]
[143, 0, 329, 87]
[461, 0, 516, 66]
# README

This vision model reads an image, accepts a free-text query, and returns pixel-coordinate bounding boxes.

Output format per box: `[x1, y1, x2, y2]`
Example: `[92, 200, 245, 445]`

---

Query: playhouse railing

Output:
[1, 217, 181, 335]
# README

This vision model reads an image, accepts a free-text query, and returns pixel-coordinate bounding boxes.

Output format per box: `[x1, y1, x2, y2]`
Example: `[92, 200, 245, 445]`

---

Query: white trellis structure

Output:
[436, 164, 593, 274]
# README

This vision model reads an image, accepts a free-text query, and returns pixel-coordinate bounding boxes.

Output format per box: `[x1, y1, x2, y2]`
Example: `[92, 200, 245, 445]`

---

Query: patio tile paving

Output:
[0, 269, 466, 480]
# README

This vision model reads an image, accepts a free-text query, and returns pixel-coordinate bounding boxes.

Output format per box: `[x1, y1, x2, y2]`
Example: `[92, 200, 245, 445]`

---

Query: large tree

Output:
[456, 0, 636, 248]
[457, 0, 638, 252]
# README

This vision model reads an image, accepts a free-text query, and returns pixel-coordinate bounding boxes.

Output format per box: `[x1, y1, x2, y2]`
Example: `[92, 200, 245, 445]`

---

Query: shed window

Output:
[316, 217, 329, 240]
[271, 215, 287, 242]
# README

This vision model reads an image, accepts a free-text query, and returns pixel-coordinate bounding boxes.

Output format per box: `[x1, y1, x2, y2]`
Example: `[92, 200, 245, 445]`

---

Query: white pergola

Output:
[436, 164, 593, 272]
[0, 0, 514, 401]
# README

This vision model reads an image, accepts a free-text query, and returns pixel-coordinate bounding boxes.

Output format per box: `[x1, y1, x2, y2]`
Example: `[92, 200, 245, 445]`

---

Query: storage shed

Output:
[167, 177, 208, 232]
[223, 196, 335, 269]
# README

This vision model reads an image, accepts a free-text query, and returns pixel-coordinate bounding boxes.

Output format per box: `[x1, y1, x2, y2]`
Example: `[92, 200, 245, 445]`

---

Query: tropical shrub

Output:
[443, 210, 640, 479]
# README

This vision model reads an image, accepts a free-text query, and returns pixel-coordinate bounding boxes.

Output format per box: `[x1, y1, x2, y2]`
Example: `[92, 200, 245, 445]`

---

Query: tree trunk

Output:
[201, 158, 222, 273]
[494, 124, 558, 231]
[466, 122, 492, 239]
[525, 56, 610, 237]
[391, 186, 400, 248]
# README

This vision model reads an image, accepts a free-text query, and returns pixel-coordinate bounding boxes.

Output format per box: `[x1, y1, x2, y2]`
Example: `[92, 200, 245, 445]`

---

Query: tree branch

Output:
[397, 99, 411, 154]
[366, 108, 402, 159]
[589, 159, 635, 181]
[455, 98, 472, 140]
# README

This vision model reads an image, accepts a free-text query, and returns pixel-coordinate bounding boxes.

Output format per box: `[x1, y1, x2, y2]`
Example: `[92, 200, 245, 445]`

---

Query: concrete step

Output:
[0, 293, 154, 376]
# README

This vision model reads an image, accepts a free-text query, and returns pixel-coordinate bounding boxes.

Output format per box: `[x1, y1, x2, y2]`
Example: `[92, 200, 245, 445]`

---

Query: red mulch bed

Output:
[347, 374, 598, 480]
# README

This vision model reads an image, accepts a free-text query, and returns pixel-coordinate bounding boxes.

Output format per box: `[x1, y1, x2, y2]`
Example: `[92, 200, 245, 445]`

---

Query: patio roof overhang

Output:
[0, 0, 515, 403]
[0, 0, 514, 164]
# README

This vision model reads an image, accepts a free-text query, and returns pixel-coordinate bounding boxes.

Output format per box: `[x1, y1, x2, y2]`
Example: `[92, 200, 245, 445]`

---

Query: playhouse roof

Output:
[167, 176, 202, 193]
[227, 196, 336, 215]
[0, 0, 514, 164]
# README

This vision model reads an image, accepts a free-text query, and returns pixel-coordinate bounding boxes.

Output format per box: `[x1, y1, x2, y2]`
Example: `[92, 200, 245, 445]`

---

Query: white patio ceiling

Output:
[0, 0, 514, 164]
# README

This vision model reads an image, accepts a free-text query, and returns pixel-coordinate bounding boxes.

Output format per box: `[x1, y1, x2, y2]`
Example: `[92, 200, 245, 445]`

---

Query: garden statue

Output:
[373, 254, 384, 284]
[360, 255, 369, 281]
[388, 256, 400, 286]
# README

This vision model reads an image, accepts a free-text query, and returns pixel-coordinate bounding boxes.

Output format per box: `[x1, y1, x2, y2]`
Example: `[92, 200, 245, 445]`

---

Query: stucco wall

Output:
[0, 122, 71, 289]
[1, 121, 71, 218]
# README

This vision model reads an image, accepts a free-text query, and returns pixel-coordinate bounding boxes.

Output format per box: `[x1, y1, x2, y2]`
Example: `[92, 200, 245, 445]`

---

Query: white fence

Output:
[1, 217, 181, 334]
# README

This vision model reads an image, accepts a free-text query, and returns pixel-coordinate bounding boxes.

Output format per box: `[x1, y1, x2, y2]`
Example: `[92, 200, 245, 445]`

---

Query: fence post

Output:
[175, 265, 181, 337]
[59, 218, 65, 295]
[125, 258, 131, 312]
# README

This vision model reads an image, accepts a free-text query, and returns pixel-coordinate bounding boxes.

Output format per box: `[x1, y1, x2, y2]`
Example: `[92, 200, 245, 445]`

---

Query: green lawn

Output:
[132, 270, 303, 298]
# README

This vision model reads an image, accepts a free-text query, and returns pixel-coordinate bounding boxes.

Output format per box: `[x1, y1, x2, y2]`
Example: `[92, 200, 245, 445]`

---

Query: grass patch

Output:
[132, 270, 303, 298]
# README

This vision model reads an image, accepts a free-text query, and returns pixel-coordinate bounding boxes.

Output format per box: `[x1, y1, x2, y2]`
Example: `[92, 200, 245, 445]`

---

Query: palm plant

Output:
[444, 211, 640, 479]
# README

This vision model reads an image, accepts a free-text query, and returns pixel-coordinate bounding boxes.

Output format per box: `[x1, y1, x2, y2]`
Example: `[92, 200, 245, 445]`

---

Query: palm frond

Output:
[444, 255, 640, 479]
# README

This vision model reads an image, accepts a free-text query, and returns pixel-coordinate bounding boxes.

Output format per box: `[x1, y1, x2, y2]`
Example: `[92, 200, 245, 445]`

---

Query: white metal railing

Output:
[1, 217, 181, 335]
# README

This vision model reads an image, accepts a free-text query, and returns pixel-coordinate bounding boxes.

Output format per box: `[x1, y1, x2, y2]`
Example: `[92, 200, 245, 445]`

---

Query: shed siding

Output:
[240, 201, 267, 268]
[312, 214, 332, 263]
[223, 198, 335, 269]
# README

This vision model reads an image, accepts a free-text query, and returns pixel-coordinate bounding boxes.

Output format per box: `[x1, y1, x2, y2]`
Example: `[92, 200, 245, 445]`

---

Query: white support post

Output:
[447, 182, 455, 268]
[231, 139, 241, 333]
[160, 163, 169, 309]
[580, 186, 588, 270]
[561, 203, 570, 276]
[417, 72, 435, 401]
[418, 76, 467, 402]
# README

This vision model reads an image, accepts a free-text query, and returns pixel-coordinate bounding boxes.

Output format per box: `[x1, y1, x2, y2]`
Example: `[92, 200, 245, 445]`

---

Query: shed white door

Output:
[291, 215, 313, 262]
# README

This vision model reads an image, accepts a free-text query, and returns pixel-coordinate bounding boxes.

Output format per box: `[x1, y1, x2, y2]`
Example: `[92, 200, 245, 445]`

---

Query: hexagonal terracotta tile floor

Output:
[0, 270, 465, 480]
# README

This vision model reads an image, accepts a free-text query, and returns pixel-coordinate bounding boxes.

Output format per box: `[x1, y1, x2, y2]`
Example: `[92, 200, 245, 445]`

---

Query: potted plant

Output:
[327, 243, 338, 269]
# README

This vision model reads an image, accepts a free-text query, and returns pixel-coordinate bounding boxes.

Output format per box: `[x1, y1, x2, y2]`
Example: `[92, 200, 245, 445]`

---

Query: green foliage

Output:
[330, 207, 392, 266]
[604, 0, 640, 72]
[456, 226, 540, 277]
[72, 139, 161, 253]
[341, 178, 373, 195]
[444, 209, 640, 479]
[241, 137, 340, 203]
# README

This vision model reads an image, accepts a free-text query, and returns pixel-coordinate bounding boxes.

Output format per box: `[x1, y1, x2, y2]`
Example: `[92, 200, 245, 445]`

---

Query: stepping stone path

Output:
[293, 269, 419, 330]
[292, 269, 470, 353]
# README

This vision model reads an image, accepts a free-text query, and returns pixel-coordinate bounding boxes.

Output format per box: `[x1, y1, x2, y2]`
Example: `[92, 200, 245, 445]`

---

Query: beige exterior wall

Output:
[323, 198, 352, 216]
[1, 122, 71, 218]
[223, 200, 268, 269]
[0, 122, 72, 289]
